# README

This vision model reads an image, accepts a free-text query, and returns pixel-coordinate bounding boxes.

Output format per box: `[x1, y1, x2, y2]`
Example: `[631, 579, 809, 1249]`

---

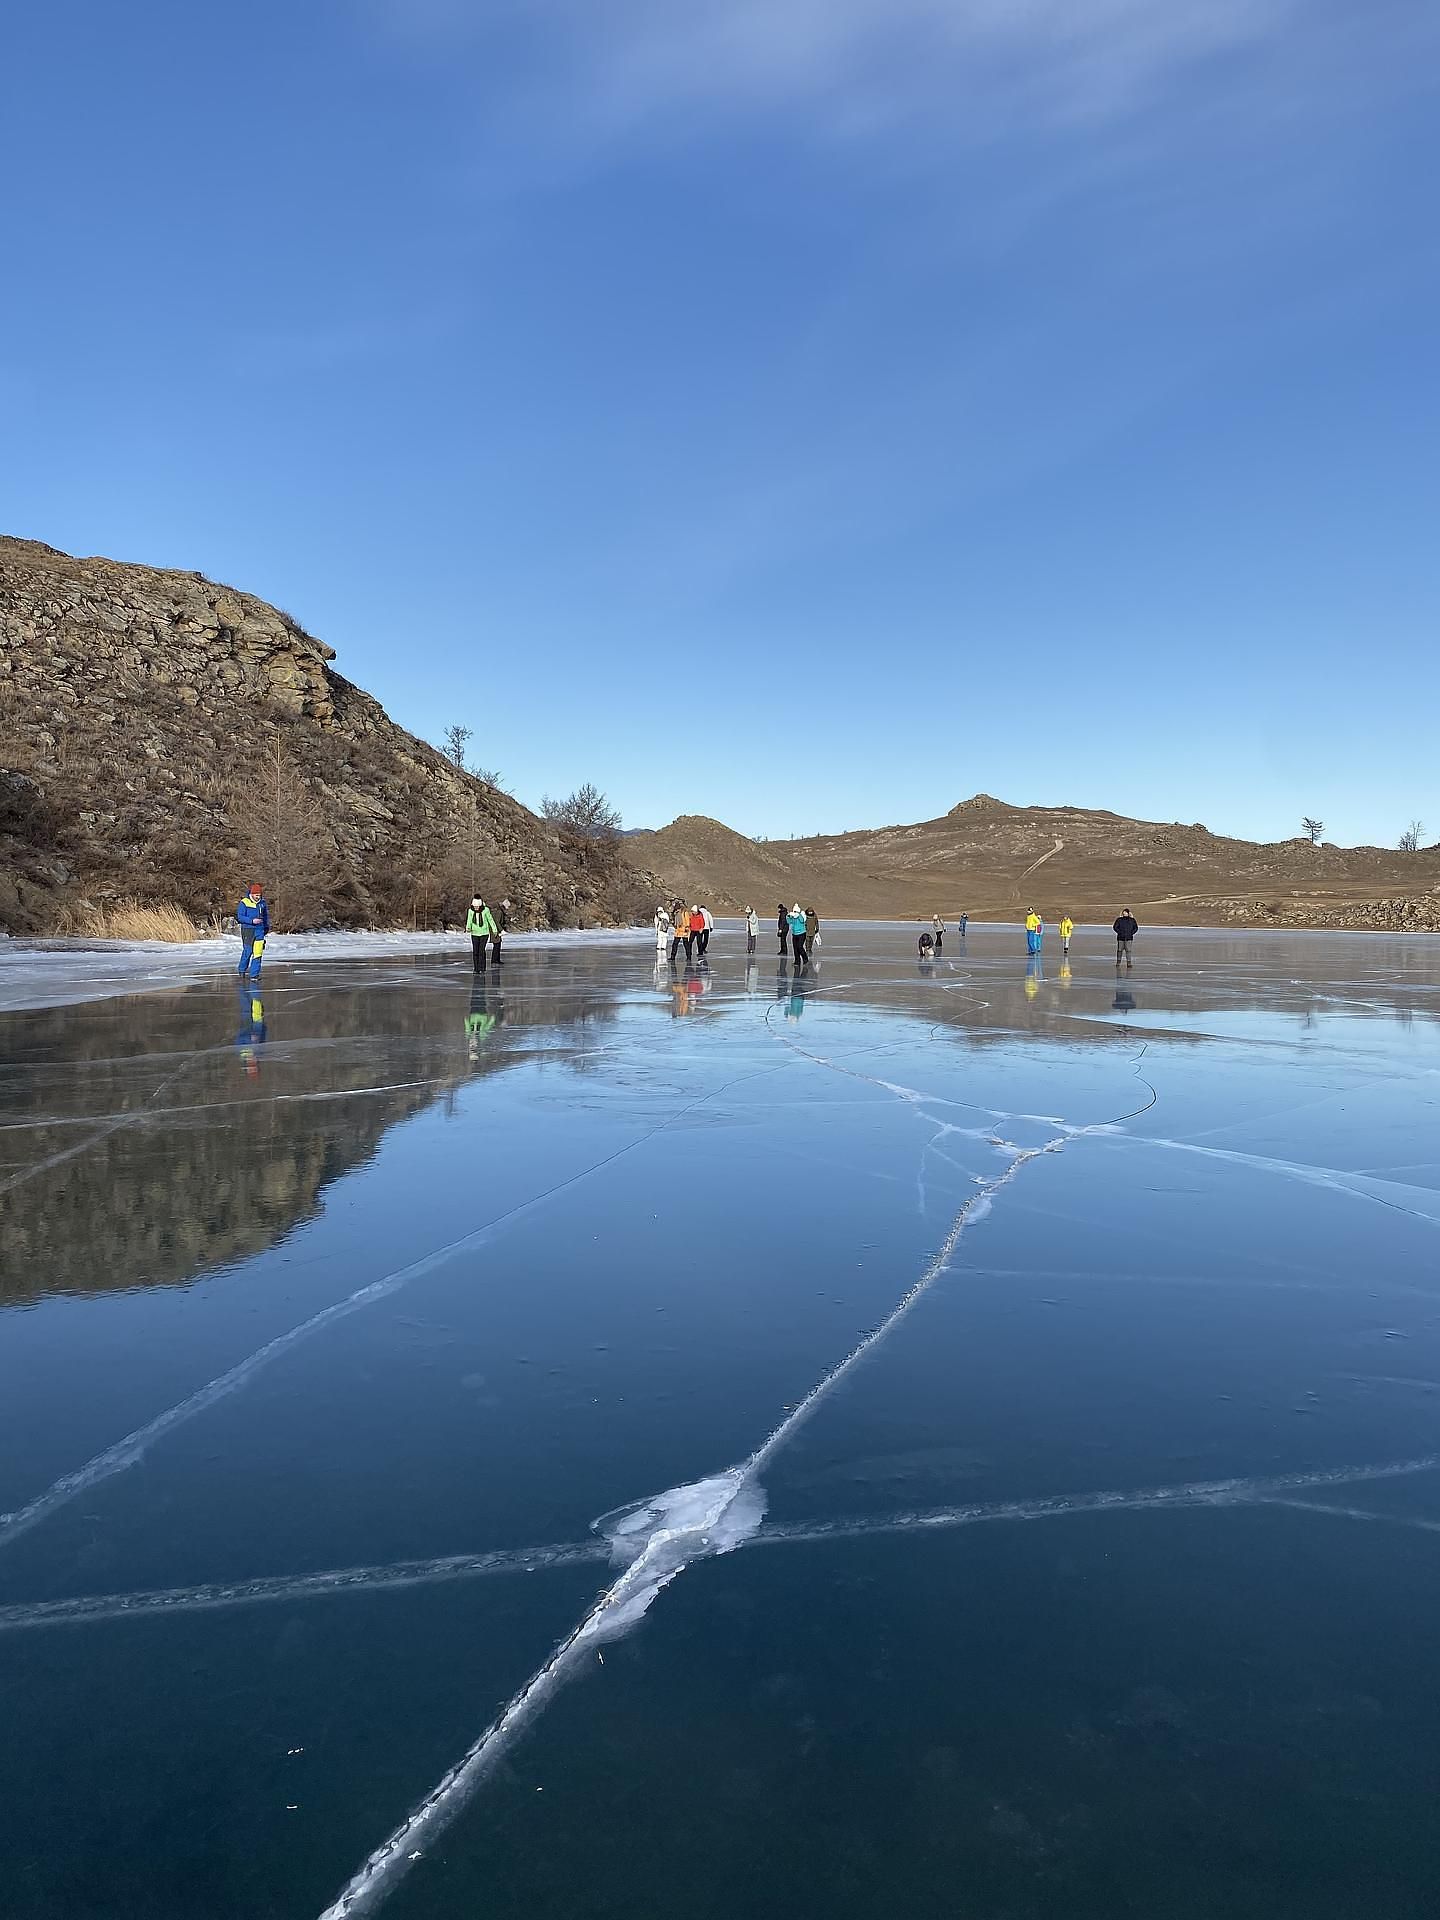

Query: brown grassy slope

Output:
[0, 536, 666, 933]
[628, 794, 1440, 929]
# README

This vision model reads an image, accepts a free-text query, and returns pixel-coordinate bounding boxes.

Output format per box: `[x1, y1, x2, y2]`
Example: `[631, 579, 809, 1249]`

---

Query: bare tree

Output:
[541, 782, 624, 883]
[441, 724, 472, 772]
[233, 739, 342, 930]
[541, 783, 622, 840]
[471, 764, 510, 792]
[1399, 818, 1426, 853]
[1301, 817, 1324, 845]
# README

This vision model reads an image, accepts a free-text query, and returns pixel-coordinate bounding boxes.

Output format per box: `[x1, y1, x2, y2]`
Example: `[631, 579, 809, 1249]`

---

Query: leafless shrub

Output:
[441, 723, 472, 771]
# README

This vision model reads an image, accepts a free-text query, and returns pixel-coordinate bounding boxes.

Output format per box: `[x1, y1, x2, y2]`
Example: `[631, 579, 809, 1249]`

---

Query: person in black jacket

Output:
[1113, 910, 1139, 969]
[777, 904, 789, 957]
[492, 897, 510, 965]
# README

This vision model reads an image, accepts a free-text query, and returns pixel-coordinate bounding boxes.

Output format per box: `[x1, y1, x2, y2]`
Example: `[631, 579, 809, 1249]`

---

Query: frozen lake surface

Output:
[3, 923, 1439, 1919]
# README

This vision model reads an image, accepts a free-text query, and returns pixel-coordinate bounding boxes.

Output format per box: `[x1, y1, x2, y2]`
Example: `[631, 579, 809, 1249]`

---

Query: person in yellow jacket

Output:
[1025, 908, 1043, 955]
[1060, 914, 1074, 955]
[466, 895, 498, 973]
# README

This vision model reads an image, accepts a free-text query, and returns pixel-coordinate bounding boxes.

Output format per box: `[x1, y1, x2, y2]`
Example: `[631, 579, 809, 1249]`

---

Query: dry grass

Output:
[54, 900, 201, 942]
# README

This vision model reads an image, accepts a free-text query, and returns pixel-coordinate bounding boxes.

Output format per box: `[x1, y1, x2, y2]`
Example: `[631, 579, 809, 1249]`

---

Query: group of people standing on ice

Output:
[1023, 909, 1070, 955]
[778, 903, 821, 968]
[655, 900, 717, 965]
[1020, 909, 1138, 967]
[916, 909, 1138, 968]
[236, 881, 1139, 985]
[654, 901, 823, 969]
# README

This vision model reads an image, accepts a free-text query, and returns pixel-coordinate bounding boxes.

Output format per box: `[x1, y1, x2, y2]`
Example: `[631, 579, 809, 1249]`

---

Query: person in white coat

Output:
[744, 905, 760, 954]
[654, 903, 672, 956]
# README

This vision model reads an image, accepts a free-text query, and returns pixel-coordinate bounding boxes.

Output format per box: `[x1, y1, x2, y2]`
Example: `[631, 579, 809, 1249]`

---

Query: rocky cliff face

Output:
[0, 537, 663, 934]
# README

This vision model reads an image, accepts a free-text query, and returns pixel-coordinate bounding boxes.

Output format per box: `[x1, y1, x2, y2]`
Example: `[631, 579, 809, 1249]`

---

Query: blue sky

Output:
[3, 0, 1436, 847]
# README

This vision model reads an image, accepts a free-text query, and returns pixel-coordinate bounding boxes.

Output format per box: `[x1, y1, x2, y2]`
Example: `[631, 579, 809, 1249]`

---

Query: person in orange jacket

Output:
[669, 901, 693, 966]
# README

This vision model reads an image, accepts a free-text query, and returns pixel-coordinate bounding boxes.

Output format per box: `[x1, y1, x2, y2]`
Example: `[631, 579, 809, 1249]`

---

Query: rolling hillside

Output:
[628, 795, 1440, 930]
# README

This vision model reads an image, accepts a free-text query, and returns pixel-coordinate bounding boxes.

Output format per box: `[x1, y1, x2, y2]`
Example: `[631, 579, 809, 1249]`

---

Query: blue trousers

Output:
[1026, 931, 1041, 954]
[238, 936, 264, 977]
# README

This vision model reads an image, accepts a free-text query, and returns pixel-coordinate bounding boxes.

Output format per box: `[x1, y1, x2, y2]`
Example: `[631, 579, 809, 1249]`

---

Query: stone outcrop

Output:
[0, 537, 665, 933]
[1213, 895, 1440, 933]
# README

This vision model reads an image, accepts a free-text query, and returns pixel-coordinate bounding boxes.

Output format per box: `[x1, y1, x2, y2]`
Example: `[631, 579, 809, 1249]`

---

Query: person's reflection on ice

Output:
[671, 967, 709, 1016]
[234, 983, 267, 1078]
[464, 978, 502, 1064]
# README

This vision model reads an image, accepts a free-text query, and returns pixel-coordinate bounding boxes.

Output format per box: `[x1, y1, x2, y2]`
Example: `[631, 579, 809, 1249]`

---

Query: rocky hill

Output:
[630, 794, 1440, 930]
[0, 537, 665, 935]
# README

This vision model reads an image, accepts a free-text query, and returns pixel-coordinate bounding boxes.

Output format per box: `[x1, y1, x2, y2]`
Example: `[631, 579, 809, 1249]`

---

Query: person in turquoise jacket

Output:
[236, 884, 268, 978]
[788, 904, 808, 968]
[466, 895, 498, 973]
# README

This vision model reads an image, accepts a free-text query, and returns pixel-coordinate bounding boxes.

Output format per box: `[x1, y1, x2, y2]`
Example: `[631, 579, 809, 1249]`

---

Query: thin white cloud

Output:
[583, 0, 1286, 128]
[367, 0, 1297, 138]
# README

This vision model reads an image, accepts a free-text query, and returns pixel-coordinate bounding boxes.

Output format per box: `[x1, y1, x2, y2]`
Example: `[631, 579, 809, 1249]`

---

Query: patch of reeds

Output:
[53, 900, 201, 943]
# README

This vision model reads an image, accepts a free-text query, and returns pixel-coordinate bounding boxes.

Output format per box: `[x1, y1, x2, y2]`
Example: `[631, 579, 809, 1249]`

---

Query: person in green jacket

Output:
[466, 895, 498, 973]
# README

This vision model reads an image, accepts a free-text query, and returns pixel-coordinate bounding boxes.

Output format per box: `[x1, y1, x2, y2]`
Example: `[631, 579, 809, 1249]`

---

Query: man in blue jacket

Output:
[236, 883, 269, 979]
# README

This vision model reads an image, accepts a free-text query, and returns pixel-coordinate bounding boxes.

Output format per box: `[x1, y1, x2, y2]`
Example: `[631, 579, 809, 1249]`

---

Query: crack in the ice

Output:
[315, 1022, 1078, 1914]
[1257, 1496, 1440, 1534]
[314, 1009, 1181, 1913]
[1092, 1134, 1440, 1227]
[0, 1052, 200, 1198]
[0, 1541, 612, 1631]
[11, 1455, 1437, 1639]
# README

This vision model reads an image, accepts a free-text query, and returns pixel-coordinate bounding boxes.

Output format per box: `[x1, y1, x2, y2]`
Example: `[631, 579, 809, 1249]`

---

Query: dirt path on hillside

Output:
[1017, 837, 1064, 882]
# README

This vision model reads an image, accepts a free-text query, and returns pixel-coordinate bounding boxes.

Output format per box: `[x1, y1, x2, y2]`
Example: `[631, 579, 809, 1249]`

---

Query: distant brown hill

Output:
[629, 796, 1440, 931]
[0, 537, 665, 934]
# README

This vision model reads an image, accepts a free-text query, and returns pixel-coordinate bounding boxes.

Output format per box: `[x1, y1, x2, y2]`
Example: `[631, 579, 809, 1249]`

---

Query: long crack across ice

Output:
[315, 1089, 1065, 1912]
[8, 1456, 1437, 1638]
[313, 1000, 1170, 1915]
[0, 1541, 612, 1632]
